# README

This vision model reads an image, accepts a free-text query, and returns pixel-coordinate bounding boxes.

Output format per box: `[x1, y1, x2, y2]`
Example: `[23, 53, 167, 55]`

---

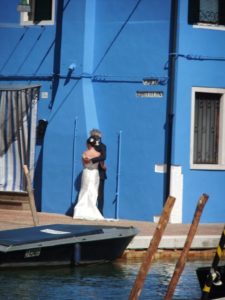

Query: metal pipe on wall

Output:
[71, 117, 78, 205]
[164, 0, 179, 203]
[114, 130, 122, 219]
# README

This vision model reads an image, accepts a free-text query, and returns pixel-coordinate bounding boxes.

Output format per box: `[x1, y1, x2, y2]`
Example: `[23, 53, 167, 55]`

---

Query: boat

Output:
[0, 223, 138, 268]
[196, 265, 225, 300]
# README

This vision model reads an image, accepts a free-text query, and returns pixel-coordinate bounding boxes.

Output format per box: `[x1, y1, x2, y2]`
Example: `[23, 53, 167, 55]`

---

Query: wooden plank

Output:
[0, 191, 30, 210]
[23, 165, 39, 226]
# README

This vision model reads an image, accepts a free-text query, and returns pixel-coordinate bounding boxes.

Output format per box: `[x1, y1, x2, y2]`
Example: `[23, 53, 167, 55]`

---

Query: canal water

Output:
[0, 258, 222, 299]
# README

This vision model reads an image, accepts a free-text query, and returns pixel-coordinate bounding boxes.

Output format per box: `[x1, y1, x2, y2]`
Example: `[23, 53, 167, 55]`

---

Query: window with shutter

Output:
[193, 92, 220, 164]
[190, 88, 225, 170]
[188, 0, 225, 28]
[19, 0, 55, 26]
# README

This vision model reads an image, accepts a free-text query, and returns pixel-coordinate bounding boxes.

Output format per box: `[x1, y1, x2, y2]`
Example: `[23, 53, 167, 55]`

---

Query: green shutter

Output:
[188, 0, 200, 24]
[34, 0, 52, 22]
[219, 0, 225, 25]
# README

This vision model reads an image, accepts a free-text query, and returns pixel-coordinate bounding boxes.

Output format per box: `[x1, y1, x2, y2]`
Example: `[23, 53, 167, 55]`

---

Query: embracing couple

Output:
[73, 129, 107, 220]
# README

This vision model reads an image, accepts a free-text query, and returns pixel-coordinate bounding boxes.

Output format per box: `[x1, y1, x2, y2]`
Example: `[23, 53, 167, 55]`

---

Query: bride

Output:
[73, 136, 104, 220]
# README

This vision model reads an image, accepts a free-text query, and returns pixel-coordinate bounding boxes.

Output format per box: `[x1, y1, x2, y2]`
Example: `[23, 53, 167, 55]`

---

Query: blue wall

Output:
[39, 0, 171, 220]
[2, 0, 225, 223]
[3, 0, 209, 222]
[172, 0, 225, 222]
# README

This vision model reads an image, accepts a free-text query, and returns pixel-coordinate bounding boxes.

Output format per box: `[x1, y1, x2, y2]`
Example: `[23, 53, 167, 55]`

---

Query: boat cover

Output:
[0, 224, 137, 252]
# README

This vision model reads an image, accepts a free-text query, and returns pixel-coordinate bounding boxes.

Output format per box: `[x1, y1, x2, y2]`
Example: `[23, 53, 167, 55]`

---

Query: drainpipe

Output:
[71, 117, 78, 204]
[114, 131, 122, 219]
[164, 0, 179, 203]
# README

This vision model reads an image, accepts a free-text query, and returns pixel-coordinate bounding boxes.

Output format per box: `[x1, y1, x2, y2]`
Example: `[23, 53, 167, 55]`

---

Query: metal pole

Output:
[164, 193, 209, 300]
[71, 118, 78, 204]
[115, 130, 122, 219]
[128, 196, 176, 300]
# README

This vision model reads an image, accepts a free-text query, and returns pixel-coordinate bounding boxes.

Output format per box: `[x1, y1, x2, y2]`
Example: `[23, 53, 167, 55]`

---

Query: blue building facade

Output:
[0, 0, 224, 223]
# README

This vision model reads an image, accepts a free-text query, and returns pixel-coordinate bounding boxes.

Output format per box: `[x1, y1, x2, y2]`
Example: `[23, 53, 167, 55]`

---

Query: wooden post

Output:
[23, 165, 39, 226]
[128, 196, 176, 300]
[164, 193, 209, 300]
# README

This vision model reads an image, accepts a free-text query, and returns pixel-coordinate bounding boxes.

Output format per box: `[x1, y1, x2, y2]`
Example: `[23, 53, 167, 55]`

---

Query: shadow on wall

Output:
[34, 145, 43, 212]
[66, 171, 82, 216]
[33, 120, 49, 211]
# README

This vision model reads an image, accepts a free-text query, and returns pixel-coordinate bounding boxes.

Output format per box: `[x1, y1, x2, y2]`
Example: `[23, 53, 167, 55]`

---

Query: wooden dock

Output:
[0, 208, 224, 256]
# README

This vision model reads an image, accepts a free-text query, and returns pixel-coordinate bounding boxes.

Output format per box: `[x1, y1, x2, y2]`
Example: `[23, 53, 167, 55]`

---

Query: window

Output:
[188, 0, 225, 26]
[20, 0, 55, 26]
[190, 88, 225, 170]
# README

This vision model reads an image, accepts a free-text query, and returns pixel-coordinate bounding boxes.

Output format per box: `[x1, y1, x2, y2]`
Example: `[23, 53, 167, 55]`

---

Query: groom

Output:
[89, 129, 107, 216]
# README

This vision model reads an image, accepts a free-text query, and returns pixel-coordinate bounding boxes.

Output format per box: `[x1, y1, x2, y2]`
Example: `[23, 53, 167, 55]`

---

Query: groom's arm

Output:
[91, 143, 106, 163]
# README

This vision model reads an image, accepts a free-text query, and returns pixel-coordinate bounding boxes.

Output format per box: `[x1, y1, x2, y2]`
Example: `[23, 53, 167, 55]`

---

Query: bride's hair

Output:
[87, 136, 96, 147]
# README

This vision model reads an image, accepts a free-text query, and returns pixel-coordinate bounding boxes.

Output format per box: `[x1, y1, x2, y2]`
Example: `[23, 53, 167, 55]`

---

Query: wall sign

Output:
[142, 78, 160, 85]
[136, 91, 164, 98]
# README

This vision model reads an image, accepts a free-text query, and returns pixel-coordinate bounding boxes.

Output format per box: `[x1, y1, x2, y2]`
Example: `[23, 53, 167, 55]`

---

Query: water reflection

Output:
[0, 258, 223, 299]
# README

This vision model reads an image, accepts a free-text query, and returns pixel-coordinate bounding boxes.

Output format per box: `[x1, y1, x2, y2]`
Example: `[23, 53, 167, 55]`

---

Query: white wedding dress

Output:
[73, 161, 104, 220]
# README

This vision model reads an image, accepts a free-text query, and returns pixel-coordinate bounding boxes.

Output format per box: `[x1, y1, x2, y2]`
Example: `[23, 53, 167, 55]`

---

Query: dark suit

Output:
[91, 140, 107, 215]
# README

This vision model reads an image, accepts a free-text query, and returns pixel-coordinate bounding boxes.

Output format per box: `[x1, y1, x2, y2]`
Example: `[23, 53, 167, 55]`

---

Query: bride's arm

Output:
[82, 152, 90, 165]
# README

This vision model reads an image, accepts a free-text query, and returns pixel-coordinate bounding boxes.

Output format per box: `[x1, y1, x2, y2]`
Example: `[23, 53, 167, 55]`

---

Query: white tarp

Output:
[0, 86, 39, 191]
